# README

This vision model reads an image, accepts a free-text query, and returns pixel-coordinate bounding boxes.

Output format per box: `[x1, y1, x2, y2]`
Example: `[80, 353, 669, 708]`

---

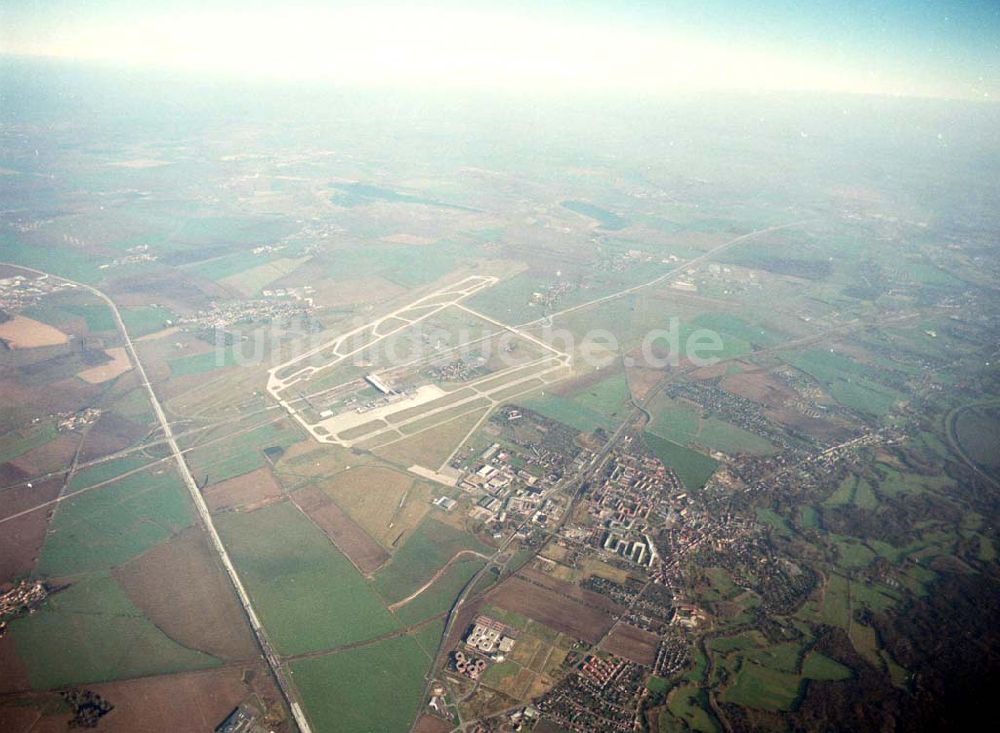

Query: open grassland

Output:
[373, 517, 491, 604]
[394, 556, 486, 626]
[690, 312, 781, 349]
[647, 394, 776, 455]
[217, 501, 398, 655]
[666, 684, 718, 733]
[720, 664, 801, 712]
[790, 349, 904, 417]
[317, 465, 430, 548]
[291, 635, 430, 733]
[186, 420, 301, 485]
[0, 421, 58, 464]
[521, 391, 616, 433]
[167, 346, 240, 377]
[0, 234, 106, 283]
[802, 652, 852, 681]
[66, 455, 153, 493]
[371, 407, 488, 468]
[218, 256, 310, 296]
[643, 432, 719, 491]
[557, 371, 633, 423]
[953, 404, 1000, 470]
[8, 572, 219, 689]
[113, 527, 259, 662]
[119, 305, 175, 338]
[319, 240, 472, 290]
[37, 466, 194, 577]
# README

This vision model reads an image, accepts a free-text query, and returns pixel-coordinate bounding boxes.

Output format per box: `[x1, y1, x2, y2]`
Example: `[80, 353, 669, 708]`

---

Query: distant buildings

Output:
[465, 615, 517, 656]
[432, 496, 457, 511]
[365, 373, 395, 395]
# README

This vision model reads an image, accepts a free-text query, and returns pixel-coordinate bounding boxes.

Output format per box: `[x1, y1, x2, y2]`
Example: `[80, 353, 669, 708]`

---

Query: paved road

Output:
[1, 264, 313, 733]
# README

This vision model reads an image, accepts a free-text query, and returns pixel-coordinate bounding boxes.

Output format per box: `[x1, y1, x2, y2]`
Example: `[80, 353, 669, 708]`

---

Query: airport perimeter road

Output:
[2, 264, 314, 733]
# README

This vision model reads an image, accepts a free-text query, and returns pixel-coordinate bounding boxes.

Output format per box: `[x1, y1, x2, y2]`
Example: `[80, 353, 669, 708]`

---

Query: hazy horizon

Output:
[2, 1, 998, 101]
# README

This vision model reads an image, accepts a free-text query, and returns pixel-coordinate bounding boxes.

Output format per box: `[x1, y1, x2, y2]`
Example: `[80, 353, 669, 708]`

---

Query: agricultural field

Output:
[290, 635, 431, 733]
[113, 527, 258, 662]
[291, 485, 390, 574]
[7, 572, 220, 689]
[372, 516, 491, 604]
[646, 393, 777, 455]
[486, 573, 619, 645]
[36, 466, 194, 577]
[0, 55, 997, 733]
[393, 556, 486, 626]
[217, 501, 400, 655]
[314, 465, 430, 547]
[643, 431, 719, 491]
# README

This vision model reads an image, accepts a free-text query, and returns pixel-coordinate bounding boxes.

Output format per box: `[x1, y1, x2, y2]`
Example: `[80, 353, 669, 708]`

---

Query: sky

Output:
[1, 0, 998, 100]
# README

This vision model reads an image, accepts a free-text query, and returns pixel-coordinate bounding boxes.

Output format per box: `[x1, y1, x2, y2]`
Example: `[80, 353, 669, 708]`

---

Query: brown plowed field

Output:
[113, 528, 258, 662]
[0, 703, 71, 733]
[292, 486, 389, 575]
[0, 378, 99, 418]
[517, 566, 626, 615]
[78, 412, 147, 463]
[0, 477, 62, 581]
[203, 466, 283, 512]
[720, 368, 788, 405]
[0, 316, 68, 349]
[9, 434, 80, 477]
[413, 714, 453, 733]
[77, 347, 133, 384]
[0, 634, 32, 694]
[602, 623, 660, 665]
[88, 664, 287, 733]
[488, 576, 616, 644]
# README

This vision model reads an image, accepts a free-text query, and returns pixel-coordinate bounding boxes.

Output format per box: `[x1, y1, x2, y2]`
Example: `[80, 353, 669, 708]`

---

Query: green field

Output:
[802, 652, 853, 681]
[520, 371, 632, 434]
[643, 432, 720, 491]
[120, 305, 175, 337]
[291, 635, 430, 733]
[9, 572, 218, 689]
[67, 455, 154, 493]
[412, 617, 447, 658]
[0, 234, 106, 283]
[561, 200, 627, 230]
[647, 394, 775, 456]
[667, 684, 718, 733]
[36, 467, 194, 577]
[187, 421, 301, 484]
[791, 350, 903, 417]
[721, 664, 802, 711]
[690, 312, 780, 349]
[167, 346, 240, 377]
[373, 517, 491, 603]
[521, 392, 616, 433]
[394, 557, 485, 626]
[0, 421, 57, 464]
[319, 241, 470, 290]
[217, 501, 398, 655]
[62, 303, 117, 333]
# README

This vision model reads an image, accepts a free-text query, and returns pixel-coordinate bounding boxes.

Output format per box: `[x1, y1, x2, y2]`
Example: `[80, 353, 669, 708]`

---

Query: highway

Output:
[2, 264, 314, 733]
